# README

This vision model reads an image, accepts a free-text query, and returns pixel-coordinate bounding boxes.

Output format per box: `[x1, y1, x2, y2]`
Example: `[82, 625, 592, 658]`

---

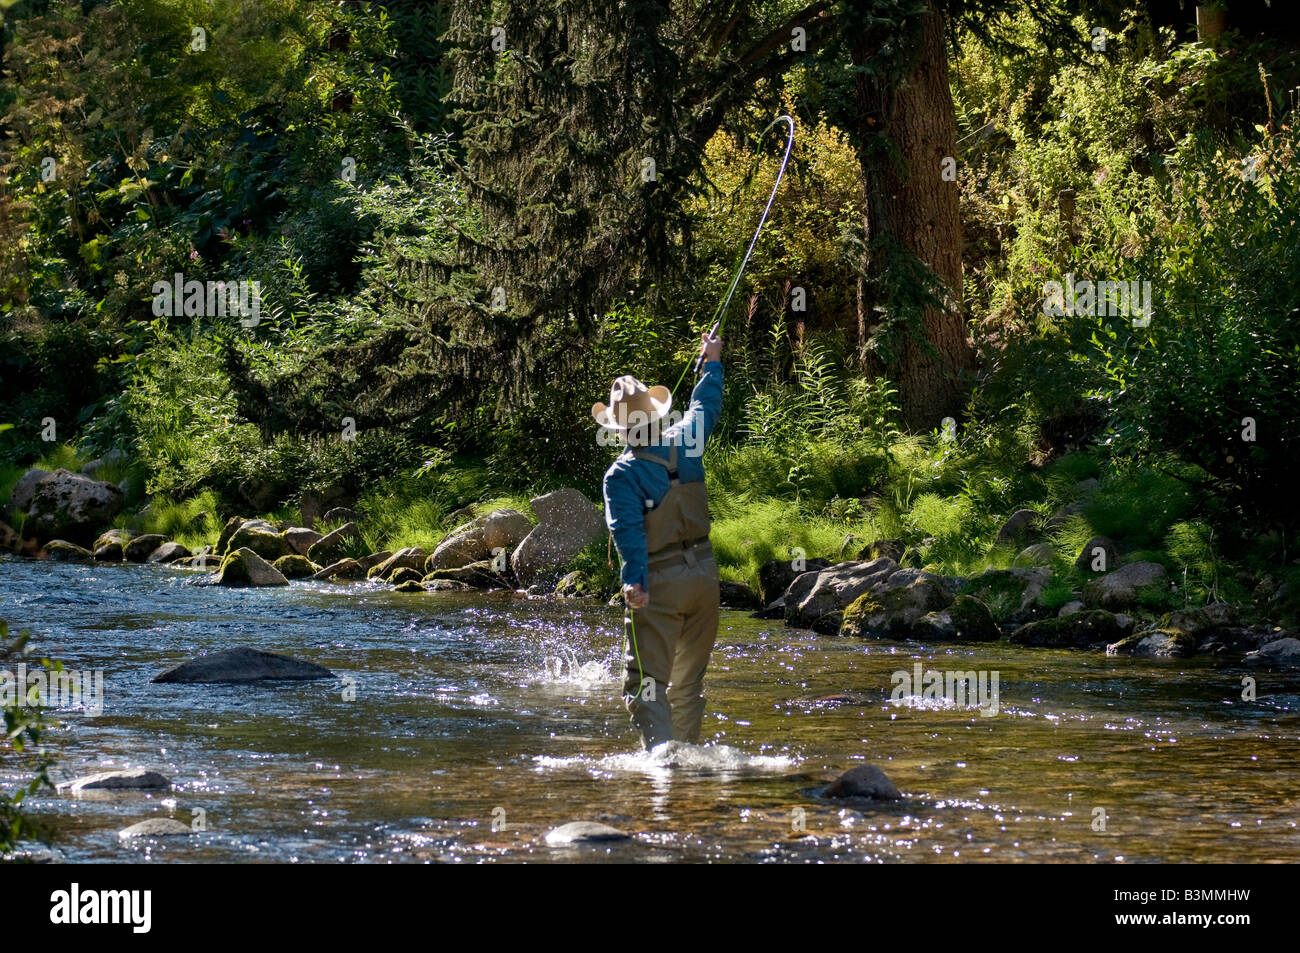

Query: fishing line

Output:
[674, 113, 796, 392]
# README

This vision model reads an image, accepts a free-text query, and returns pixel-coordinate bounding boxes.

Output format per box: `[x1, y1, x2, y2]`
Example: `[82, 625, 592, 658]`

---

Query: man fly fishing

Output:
[594, 114, 793, 751]
[596, 331, 723, 750]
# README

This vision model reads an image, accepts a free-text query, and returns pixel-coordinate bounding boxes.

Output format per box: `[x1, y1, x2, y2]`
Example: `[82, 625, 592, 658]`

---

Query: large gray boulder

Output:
[427, 508, 534, 571]
[783, 558, 901, 630]
[151, 647, 335, 683]
[835, 568, 957, 638]
[21, 469, 124, 545]
[1083, 561, 1169, 611]
[510, 490, 604, 587]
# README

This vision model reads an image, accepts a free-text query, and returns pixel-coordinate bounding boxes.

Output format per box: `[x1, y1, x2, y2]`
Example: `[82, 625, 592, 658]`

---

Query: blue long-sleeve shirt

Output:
[602, 361, 723, 590]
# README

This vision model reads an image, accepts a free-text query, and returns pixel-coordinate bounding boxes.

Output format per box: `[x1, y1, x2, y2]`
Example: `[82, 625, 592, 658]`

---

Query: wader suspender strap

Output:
[631, 445, 680, 498]
[608, 444, 682, 567]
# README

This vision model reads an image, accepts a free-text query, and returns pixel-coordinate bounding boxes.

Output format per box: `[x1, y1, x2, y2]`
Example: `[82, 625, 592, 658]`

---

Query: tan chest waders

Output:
[621, 444, 720, 749]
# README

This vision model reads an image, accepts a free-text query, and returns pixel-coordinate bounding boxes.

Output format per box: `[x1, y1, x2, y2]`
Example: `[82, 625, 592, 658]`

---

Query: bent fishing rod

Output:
[676, 113, 796, 391]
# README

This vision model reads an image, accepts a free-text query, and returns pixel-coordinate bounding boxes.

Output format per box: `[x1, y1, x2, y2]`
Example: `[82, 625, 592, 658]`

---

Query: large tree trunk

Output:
[850, 0, 970, 431]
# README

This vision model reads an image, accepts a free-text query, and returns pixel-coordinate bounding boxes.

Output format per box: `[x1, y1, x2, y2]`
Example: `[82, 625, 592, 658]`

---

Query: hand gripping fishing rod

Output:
[677, 113, 796, 391]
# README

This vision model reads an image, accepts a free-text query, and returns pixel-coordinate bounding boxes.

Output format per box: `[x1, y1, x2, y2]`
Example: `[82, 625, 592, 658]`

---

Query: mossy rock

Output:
[424, 559, 511, 590]
[1009, 610, 1128, 649]
[93, 528, 131, 551]
[1106, 628, 1196, 658]
[389, 567, 424, 586]
[942, 594, 1001, 642]
[225, 523, 293, 561]
[959, 568, 1050, 623]
[93, 540, 125, 561]
[393, 580, 427, 593]
[272, 554, 320, 579]
[213, 547, 288, 587]
[215, 516, 246, 555]
[45, 540, 94, 562]
[840, 594, 884, 637]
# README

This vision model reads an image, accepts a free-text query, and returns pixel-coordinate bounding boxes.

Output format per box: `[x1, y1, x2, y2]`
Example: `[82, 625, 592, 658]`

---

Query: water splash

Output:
[535, 740, 797, 777]
[536, 647, 618, 688]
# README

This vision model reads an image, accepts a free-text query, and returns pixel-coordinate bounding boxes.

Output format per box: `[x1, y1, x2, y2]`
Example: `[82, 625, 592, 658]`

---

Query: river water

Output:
[2, 554, 1298, 863]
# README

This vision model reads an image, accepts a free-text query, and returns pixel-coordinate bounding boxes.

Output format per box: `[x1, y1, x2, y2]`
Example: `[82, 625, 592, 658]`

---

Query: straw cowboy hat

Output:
[592, 374, 672, 431]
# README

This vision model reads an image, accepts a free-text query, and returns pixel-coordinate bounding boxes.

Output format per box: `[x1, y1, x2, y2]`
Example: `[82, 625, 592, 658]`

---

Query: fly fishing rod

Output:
[675, 113, 796, 392]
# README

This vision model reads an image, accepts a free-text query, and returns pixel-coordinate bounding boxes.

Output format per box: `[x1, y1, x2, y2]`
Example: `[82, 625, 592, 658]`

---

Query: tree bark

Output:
[850, 0, 971, 431]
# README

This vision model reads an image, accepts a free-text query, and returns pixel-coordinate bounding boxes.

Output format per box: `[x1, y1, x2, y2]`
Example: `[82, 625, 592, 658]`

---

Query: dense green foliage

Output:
[2, 1, 1299, 606]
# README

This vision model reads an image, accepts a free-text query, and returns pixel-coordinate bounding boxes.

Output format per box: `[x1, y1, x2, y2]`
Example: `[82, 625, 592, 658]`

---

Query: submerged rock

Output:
[58, 768, 171, 793]
[151, 647, 335, 683]
[392, 580, 427, 593]
[822, 765, 901, 800]
[119, 818, 193, 838]
[544, 821, 631, 845]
